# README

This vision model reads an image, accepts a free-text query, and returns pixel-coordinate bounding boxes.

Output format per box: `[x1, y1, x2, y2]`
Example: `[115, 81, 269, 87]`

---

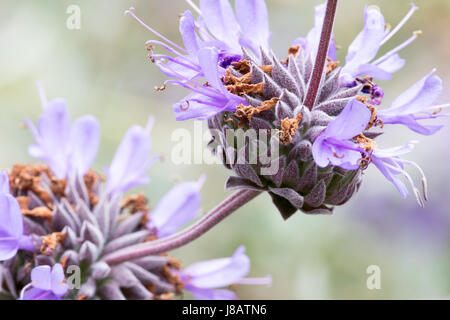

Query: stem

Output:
[102, 189, 261, 265]
[304, 0, 339, 110]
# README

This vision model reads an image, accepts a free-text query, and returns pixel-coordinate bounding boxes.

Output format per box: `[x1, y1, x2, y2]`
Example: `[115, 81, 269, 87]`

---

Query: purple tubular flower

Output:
[105, 118, 156, 194]
[0, 193, 34, 261]
[20, 264, 68, 300]
[173, 47, 245, 121]
[293, 3, 337, 61]
[180, 246, 270, 300]
[147, 175, 206, 238]
[312, 99, 371, 170]
[125, 0, 270, 120]
[26, 95, 100, 179]
[371, 141, 428, 206]
[378, 69, 448, 135]
[340, 4, 419, 86]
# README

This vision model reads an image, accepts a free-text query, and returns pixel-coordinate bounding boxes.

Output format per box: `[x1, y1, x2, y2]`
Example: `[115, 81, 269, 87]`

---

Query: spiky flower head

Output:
[0, 89, 269, 300]
[131, 0, 449, 219]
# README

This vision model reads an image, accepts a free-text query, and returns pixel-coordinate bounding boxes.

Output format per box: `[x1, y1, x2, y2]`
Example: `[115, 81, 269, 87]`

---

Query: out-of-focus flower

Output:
[105, 118, 156, 194]
[147, 175, 205, 237]
[179, 246, 271, 300]
[0, 193, 35, 261]
[0, 89, 269, 300]
[25, 89, 100, 179]
[20, 264, 68, 300]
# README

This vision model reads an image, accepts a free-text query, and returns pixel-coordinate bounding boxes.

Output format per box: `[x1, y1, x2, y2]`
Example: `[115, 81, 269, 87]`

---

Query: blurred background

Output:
[0, 0, 449, 299]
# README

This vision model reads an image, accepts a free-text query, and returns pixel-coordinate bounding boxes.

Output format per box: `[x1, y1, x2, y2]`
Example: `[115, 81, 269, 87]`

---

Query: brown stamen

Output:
[326, 58, 339, 74]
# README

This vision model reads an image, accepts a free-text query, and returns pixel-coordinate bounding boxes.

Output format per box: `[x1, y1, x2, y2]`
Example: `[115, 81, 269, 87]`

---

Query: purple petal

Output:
[31, 265, 52, 291]
[173, 92, 228, 121]
[51, 263, 68, 296]
[34, 99, 72, 178]
[324, 99, 371, 140]
[380, 114, 443, 136]
[376, 54, 405, 73]
[183, 246, 250, 289]
[21, 288, 60, 300]
[372, 156, 409, 198]
[179, 10, 200, 55]
[0, 194, 23, 239]
[235, 0, 270, 53]
[0, 171, 10, 194]
[344, 6, 386, 76]
[352, 63, 392, 80]
[106, 124, 153, 194]
[0, 236, 19, 261]
[148, 177, 204, 237]
[388, 70, 443, 115]
[197, 47, 227, 94]
[70, 116, 100, 176]
[199, 0, 240, 51]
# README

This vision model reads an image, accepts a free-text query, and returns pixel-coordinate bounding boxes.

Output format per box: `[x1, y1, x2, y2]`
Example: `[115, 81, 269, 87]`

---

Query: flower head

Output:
[131, 1, 448, 218]
[20, 264, 68, 300]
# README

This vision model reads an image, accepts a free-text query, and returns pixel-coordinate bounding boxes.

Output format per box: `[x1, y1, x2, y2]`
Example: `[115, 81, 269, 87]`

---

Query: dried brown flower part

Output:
[226, 82, 264, 96]
[280, 113, 303, 145]
[234, 97, 279, 123]
[84, 170, 102, 206]
[326, 58, 339, 74]
[22, 206, 53, 220]
[355, 134, 377, 153]
[41, 232, 66, 256]
[356, 96, 383, 129]
[16, 196, 30, 211]
[8, 164, 67, 208]
[231, 60, 251, 74]
[121, 193, 150, 224]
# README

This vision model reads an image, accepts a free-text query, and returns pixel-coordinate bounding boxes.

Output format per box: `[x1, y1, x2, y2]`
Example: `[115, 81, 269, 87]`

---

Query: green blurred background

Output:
[0, 0, 449, 299]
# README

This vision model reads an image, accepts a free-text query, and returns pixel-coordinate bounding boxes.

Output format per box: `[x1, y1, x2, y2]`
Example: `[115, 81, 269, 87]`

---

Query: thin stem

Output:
[102, 189, 262, 265]
[304, 0, 338, 110]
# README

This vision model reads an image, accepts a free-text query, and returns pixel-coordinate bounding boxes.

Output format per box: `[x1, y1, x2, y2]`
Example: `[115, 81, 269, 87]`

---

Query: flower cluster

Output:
[0, 89, 270, 300]
[132, 0, 449, 218]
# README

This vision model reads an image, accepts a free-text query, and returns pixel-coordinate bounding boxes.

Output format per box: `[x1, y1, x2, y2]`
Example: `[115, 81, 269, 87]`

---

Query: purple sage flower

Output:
[25, 89, 100, 179]
[147, 175, 206, 237]
[0, 193, 35, 261]
[19, 264, 68, 300]
[340, 4, 419, 86]
[0, 171, 10, 194]
[105, 118, 157, 194]
[179, 246, 271, 300]
[312, 99, 371, 170]
[377, 69, 449, 135]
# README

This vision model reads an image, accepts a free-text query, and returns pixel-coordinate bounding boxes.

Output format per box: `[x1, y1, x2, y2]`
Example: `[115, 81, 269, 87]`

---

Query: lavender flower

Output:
[132, 1, 448, 218]
[125, 0, 271, 120]
[0, 172, 9, 193]
[19, 264, 68, 300]
[0, 192, 35, 261]
[147, 175, 205, 238]
[179, 246, 271, 300]
[25, 89, 100, 179]
[377, 69, 448, 135]
[312, 99, 371, 170]
[105, 118, 157, 194]
[340, 4, 419, 86]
